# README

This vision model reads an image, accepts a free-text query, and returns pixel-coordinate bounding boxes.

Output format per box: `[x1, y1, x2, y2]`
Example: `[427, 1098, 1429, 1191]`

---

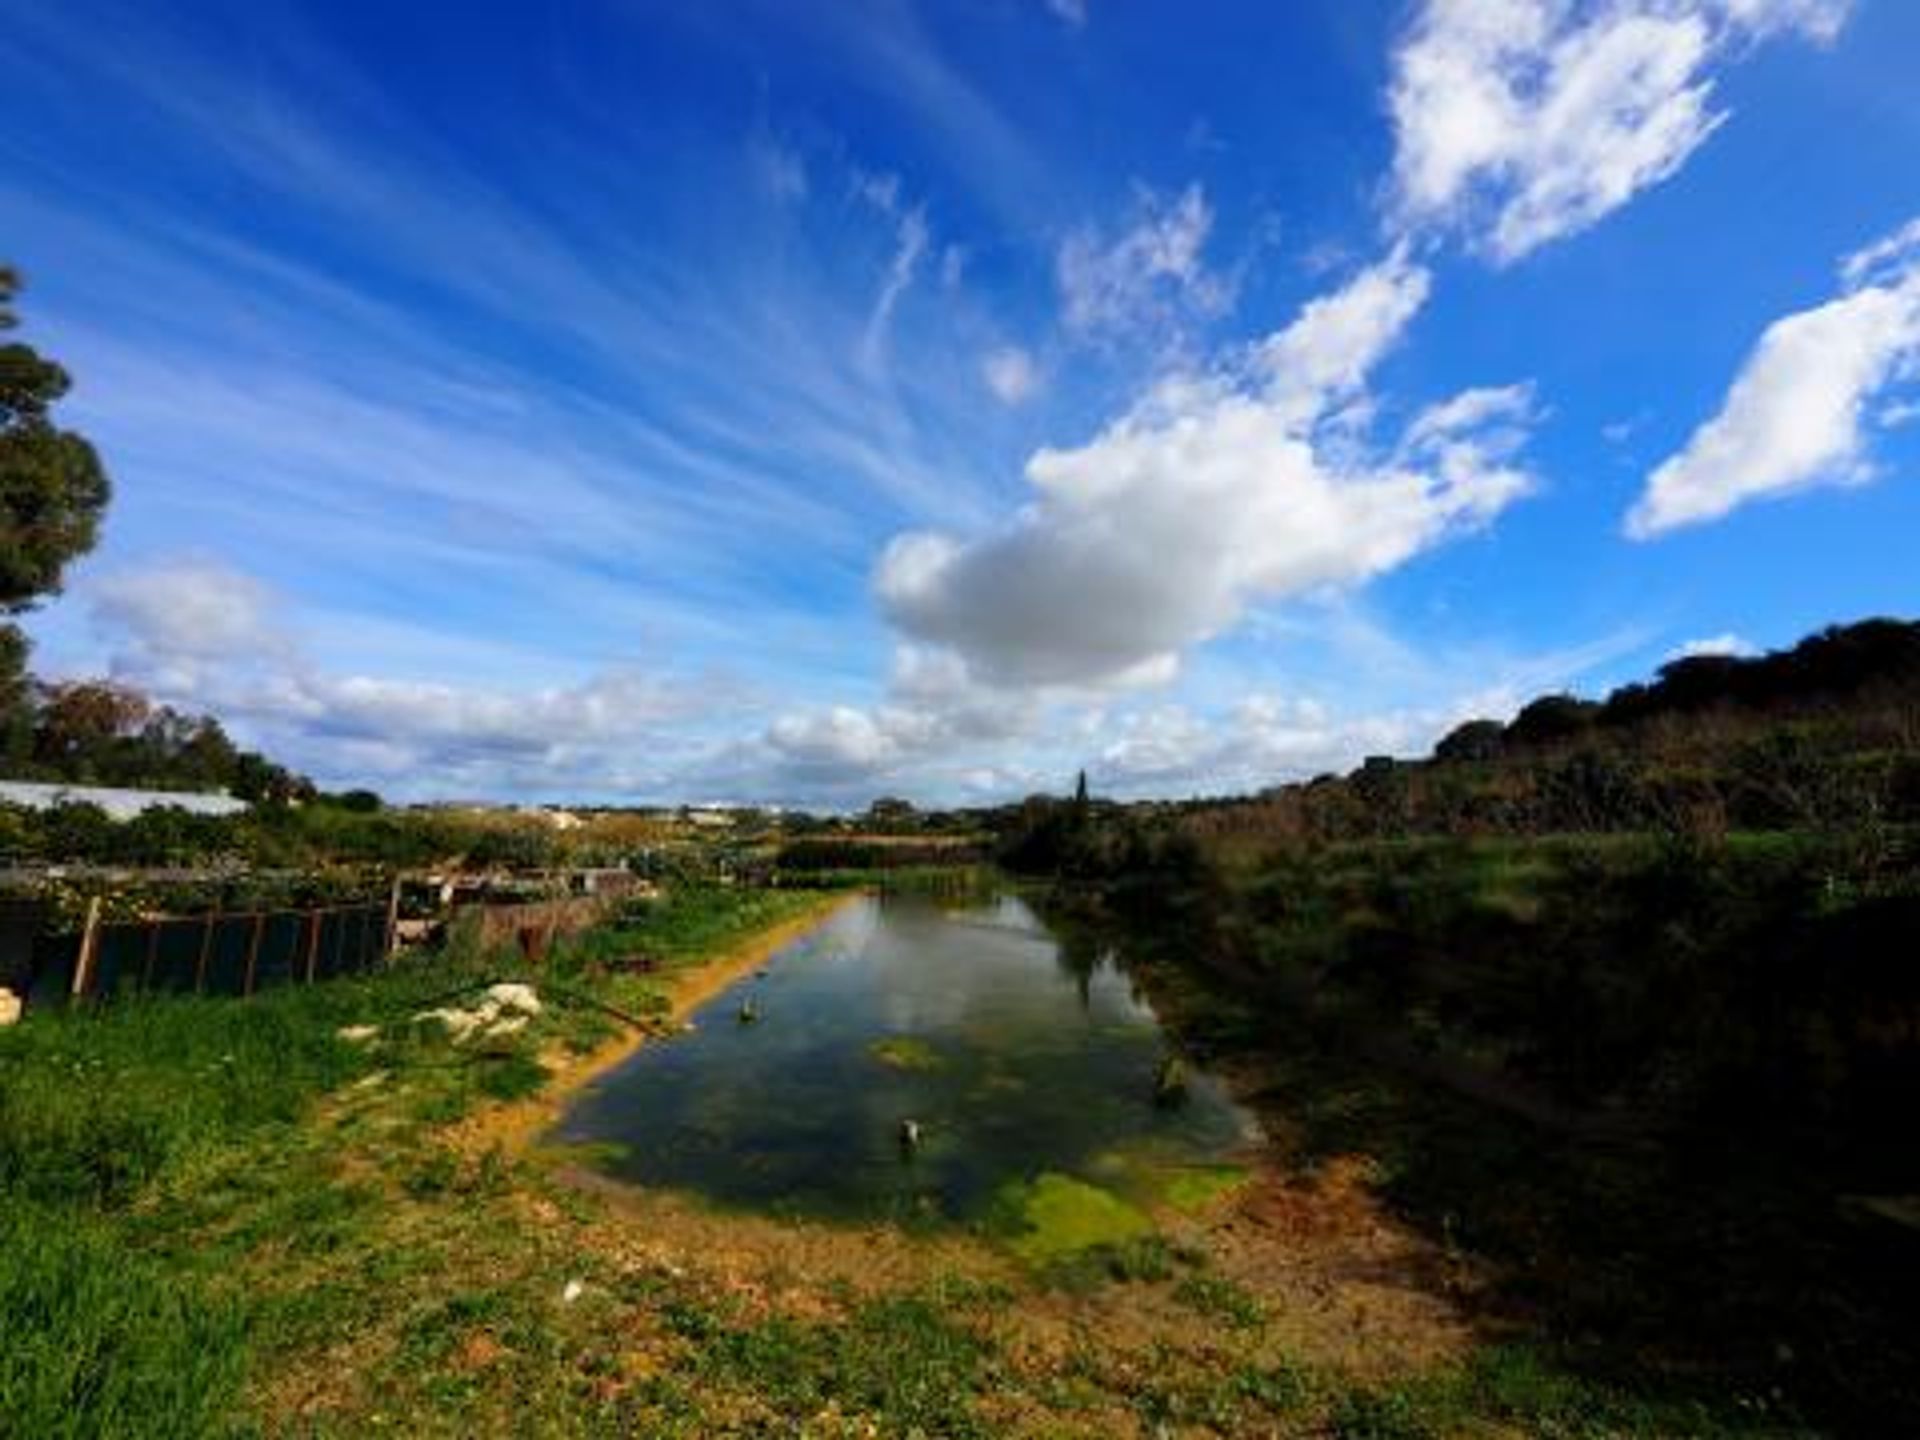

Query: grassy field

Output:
[1, 877, 1856, 1436]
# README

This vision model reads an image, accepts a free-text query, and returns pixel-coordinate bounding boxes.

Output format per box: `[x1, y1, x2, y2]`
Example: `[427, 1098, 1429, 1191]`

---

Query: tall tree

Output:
[0, 266, 111, 612]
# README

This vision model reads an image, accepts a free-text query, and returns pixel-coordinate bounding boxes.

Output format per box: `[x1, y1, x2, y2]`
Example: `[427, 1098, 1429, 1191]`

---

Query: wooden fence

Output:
[6, 881, 637, 1014]
[28, 899, 392, 1009]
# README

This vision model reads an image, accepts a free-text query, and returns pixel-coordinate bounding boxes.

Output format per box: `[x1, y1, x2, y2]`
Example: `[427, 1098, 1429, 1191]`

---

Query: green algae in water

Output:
[990, 1173, 1154, 1263]
[1158, 1164, 1251, 1212]
[1082, 1144, 1249, 1214]
[868, 1036, 945, 1072]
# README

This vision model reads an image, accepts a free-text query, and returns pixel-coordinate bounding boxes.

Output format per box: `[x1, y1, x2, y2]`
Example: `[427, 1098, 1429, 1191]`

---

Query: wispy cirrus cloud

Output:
[1056, 183, 1230, 346]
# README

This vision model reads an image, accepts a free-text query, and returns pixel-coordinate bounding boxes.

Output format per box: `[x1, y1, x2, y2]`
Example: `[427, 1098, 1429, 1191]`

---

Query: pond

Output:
[553, 893, 1261, 1229]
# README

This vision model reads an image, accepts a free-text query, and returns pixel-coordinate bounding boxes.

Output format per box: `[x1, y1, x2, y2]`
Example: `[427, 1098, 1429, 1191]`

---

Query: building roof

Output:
[0, 781, 249, 821]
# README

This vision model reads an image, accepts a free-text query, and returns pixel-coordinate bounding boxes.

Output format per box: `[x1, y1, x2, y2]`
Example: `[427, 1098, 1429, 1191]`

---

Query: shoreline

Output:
[450, 889, 867, 1158]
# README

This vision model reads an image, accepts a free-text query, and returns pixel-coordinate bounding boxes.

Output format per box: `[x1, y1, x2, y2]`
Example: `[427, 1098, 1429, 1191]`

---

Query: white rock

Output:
[562, 1279, 584, 1304]
[414, 1007, 483, 1043]
[483, 1015, 530, 1038]
[486, 983, 543, 1016]
[0, 988, 20, 1027]
[336, 1024, 380, 1045]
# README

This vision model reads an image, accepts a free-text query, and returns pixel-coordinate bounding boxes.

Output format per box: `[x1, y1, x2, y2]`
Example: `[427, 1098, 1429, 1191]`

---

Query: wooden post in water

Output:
[70, 896, 103, 1001]
[304, 909, 322, 984]
[243, 912, 266, 997]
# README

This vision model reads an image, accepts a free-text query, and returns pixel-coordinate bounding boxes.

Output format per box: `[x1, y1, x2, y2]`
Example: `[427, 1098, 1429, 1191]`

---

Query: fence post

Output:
[195, 907, 219, 994]
[304, 909, 321, 984]
[71, 896, 103, 1001]
[329, 904, 347, 978]
[243, 912, 266, 997]
[384, 876, 401, 962]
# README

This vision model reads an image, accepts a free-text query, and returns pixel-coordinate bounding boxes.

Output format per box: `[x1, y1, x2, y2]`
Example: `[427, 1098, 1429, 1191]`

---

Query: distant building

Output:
[0, 781, 248, 821]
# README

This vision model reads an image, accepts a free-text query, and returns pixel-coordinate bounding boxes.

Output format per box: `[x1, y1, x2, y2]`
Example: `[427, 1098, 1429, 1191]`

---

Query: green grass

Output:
[1173, 1273, 1265, 1329]
[0, 1207, 247, 1440]
[4, 868, 1870, 1437]
[0, 885, 832, 1438]
[657, 1292, 991, 1436]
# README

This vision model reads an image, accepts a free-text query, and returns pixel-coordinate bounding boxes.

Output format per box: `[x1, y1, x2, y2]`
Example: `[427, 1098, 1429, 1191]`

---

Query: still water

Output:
[552, 893, 1260, 1222]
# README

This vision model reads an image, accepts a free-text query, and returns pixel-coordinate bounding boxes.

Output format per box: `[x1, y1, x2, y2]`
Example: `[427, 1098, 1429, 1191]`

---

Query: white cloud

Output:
[1388, 0, 1851, 263]
[767, 706, 899, 775]
[1260, 244, 1433, 426]
[861, 205, 930, 371]
[981, 345, 1041, 404]
[84, 560, 724, 794]
[1666, 632, 1757, 661]
[1094, 698, 1434, 795]
[90, 562, 288, 675]
[1045, 0, 1087, 26]
[755, 649, 1045, 799]
[1057, 183, 1228, 341]
[877, 252, 1534, 688]
[1628, 215, 1920, 537]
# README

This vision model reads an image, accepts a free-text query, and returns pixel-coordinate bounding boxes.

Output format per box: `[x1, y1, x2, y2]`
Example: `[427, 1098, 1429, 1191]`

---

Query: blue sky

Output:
[3, 0, 1917, 806]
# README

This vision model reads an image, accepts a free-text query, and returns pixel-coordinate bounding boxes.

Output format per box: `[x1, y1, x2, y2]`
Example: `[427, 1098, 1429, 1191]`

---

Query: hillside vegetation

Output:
[985, 617, 1920, 1433]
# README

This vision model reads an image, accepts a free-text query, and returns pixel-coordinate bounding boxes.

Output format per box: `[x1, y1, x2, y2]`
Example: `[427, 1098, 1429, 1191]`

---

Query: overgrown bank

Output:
[1017, 816, 1920, 1436]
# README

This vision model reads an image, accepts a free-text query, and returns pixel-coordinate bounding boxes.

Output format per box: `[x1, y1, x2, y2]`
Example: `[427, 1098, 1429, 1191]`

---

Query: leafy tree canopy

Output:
[0, 266, 111, 613]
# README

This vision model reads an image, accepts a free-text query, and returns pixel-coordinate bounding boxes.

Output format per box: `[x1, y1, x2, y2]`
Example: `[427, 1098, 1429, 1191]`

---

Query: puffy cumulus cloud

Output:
[691, 604, 1647, 807]
[1628, 216, 1920, 537]
[982, 345, 1042, 404]
[1057, 183, 1229, 342]
[1087, 617, 1645, 799]
[766, 706, 899, 777]
[876, 251, 1534, 688]
[84, 560, 724, 795]
[1388, 0, 1851, 263]
[761, 644, 1044, 795]
[1093, 697, 1439, 796]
